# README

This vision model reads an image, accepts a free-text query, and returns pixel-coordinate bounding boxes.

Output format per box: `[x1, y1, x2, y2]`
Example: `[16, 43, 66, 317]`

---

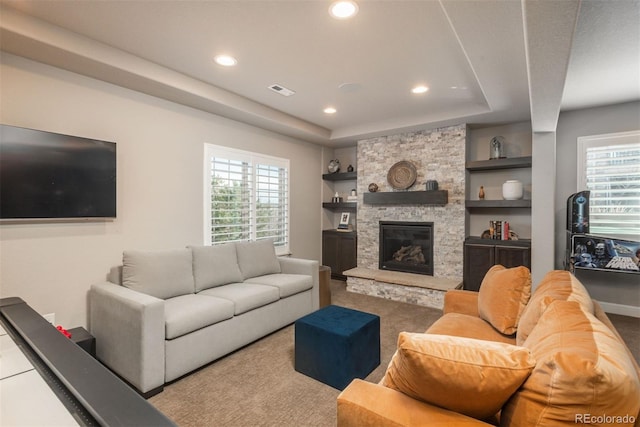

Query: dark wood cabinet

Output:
[322, 230, 357, 280]
[463, 238, 531, 291]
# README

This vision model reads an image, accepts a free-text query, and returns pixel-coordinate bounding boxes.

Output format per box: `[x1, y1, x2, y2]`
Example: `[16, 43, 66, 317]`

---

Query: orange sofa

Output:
[338, 268, 640, 427]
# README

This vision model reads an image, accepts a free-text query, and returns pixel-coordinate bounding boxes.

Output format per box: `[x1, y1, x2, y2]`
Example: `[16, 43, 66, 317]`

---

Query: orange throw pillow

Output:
[477, 265, 531, 335]
[516, 270, 593, 346]
[381, 332, 536, 420]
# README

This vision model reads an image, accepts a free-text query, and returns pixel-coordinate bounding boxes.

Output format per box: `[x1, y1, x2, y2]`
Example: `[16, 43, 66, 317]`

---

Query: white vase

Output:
[502, 180, 523, 200]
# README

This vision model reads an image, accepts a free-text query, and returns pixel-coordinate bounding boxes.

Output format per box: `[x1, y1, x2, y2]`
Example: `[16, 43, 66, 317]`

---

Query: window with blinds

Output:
[204, 144, 289, 254]
[577, 131, 640, 239]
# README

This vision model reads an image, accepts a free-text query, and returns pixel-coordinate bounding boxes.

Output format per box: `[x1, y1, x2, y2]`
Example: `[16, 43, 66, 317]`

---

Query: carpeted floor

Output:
[149, 280, 442, 426]
[150, 280, 640, 427]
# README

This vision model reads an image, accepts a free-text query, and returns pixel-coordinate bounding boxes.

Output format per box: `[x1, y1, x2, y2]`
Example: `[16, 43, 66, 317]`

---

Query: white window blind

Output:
[204, 144, 289, 253]
[577, 131, 640, 239]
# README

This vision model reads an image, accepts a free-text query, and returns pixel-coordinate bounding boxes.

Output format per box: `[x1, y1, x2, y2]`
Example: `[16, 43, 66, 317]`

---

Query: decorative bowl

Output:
[387, 161, 417, 190]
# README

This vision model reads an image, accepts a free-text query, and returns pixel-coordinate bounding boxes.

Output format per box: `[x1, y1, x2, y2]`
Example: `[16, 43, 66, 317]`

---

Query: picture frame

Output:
[338, 212, 350, 230]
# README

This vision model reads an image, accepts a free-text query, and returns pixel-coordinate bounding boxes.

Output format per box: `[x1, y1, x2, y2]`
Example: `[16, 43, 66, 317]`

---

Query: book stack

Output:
[489, 220, 510, 240]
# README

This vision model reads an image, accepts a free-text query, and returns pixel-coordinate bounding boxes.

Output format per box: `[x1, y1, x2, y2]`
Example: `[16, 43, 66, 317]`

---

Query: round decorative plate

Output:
[387, 160, 417, 190]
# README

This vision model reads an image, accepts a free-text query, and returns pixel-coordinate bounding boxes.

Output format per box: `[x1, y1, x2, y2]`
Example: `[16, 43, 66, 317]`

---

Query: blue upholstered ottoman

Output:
[294, 305, 380, 390]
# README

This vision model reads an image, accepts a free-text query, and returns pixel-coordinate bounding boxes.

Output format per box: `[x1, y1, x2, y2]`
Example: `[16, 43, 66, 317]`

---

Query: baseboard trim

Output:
[596, 301, 640, 318]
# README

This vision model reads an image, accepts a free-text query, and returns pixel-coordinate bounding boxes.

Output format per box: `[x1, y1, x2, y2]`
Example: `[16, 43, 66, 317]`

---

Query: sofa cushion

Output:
[190, 243, 243, 292]
[244, 273, 312, 298]
[381, 332, 535, 420]
[502, 300, 640, 427]
[516, 270, 593, 345]
[477, 265, 531, 335]
[198, 283, 280, 315]
[164, 294, 235, 339]
[338, 379, 492, 427]
[236, 239, 281, 279]
[122, 249, 194, 299]
[426, 312, 516, 344]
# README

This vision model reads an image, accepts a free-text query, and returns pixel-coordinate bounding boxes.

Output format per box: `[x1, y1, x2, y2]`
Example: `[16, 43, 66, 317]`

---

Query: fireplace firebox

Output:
[379, 221, 433, 276]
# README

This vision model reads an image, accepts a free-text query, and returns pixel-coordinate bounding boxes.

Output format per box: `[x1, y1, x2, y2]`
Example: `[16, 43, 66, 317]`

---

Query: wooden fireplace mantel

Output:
[363, 190, 448, 206]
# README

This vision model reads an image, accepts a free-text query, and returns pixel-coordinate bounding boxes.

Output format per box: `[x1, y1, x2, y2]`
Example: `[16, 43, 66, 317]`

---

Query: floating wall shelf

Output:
[322, 202, 357, 211]
[322, 172, 357, 181]
[465, 156, 532, 171]
[465, 199, 531, 208]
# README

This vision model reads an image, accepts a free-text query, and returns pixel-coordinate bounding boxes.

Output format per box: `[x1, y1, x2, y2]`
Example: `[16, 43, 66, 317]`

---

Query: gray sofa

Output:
[89, 239, 319, 395]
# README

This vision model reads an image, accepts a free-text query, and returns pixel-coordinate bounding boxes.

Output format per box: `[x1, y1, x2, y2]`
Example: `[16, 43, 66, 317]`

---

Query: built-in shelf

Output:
[322, 202, 357, 211]
[363, 190, 448, 206]
[465, 156, 532, 171]
[322, 171, 357, 181]
[465, 236, 532, 246]
[465, 199, 531, 208]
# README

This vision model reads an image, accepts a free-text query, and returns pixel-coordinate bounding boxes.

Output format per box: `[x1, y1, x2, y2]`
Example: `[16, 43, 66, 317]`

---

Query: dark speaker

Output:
[567, 191, 590, 233]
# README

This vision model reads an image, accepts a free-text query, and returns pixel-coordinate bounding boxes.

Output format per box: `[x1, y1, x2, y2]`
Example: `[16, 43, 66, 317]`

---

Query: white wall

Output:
[531, 131, 557, 285]
[555, 101, 640, 314]
[0, 53, 322, 327]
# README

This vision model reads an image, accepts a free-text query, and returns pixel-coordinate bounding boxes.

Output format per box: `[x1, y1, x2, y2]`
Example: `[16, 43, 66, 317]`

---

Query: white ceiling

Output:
[1, 0, 638, 146]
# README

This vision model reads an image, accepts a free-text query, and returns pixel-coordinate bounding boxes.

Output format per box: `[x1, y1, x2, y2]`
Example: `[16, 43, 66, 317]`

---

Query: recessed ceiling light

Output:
[411, 85, 429, 94]
[214, 54, 237, 67]
[329, 1, 358, 19]
[324, 107, 337, 114]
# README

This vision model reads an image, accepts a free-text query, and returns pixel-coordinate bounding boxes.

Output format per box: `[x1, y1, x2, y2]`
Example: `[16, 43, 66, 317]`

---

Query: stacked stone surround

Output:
[347, 124, 466, 308]
[346, 278, 452, 310]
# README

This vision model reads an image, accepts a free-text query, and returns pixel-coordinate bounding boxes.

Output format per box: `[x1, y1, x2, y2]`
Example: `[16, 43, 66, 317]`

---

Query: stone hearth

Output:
[344, 267, 461, 309]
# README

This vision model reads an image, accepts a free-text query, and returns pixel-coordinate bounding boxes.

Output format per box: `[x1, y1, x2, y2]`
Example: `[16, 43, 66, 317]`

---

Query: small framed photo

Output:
[338, 212, 350, 229]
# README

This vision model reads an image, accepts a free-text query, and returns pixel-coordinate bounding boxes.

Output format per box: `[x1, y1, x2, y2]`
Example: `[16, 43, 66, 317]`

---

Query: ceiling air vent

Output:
[268, 84, 296, 97]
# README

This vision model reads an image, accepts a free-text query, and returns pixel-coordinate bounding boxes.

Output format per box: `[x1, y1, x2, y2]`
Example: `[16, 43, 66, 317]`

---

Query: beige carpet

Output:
[149, 280, 442, 426]
[150, 281, 640, 427]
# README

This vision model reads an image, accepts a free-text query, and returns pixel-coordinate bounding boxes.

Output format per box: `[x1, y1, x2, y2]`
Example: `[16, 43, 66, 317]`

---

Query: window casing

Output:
[204, 144, 289, 254]
[577, 130, 640, 240]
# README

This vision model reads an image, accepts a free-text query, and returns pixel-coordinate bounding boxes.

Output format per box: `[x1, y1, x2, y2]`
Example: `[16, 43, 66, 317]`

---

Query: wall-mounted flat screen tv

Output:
[1, 124, 116, 220]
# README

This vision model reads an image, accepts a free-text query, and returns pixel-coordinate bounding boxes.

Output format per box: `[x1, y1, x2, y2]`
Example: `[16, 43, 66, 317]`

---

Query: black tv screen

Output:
[1, 124, 116, 220]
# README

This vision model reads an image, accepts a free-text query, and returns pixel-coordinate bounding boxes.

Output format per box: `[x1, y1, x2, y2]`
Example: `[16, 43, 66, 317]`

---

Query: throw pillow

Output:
[502, 300, 640, 426]
[477, 265, 531, 335]
[190, 243, 243, 291]
[516, 270, 593, 346]
[122, 248, 194, 299]
[381, 332, 536, 420]
[236, 239, 281, 279]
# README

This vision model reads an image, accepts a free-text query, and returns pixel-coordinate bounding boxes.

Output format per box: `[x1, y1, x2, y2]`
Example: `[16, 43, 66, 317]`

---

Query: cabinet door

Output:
[338, 233, 357, 275]
[495, 246, 531, 269]
[322, 232, 340, 277]
[463, 243, 495, 291]
[322, 231, 357, 280]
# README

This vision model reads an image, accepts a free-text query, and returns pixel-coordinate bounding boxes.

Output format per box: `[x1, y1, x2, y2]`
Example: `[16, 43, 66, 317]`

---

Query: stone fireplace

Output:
[345, 124, 466, 309]
[379, 221, 433, 276]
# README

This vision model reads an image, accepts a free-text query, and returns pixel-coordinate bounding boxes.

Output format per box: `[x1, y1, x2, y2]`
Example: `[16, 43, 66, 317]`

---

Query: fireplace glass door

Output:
[379, 221, 433, 276]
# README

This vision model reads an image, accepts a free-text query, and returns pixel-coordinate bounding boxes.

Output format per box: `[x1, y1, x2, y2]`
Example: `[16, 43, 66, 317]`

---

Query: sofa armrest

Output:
[88, 282, 165, 394]
[443, 289, 480, 317]
[338, 379, 492, 427]
[278, 257, 320, 310]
